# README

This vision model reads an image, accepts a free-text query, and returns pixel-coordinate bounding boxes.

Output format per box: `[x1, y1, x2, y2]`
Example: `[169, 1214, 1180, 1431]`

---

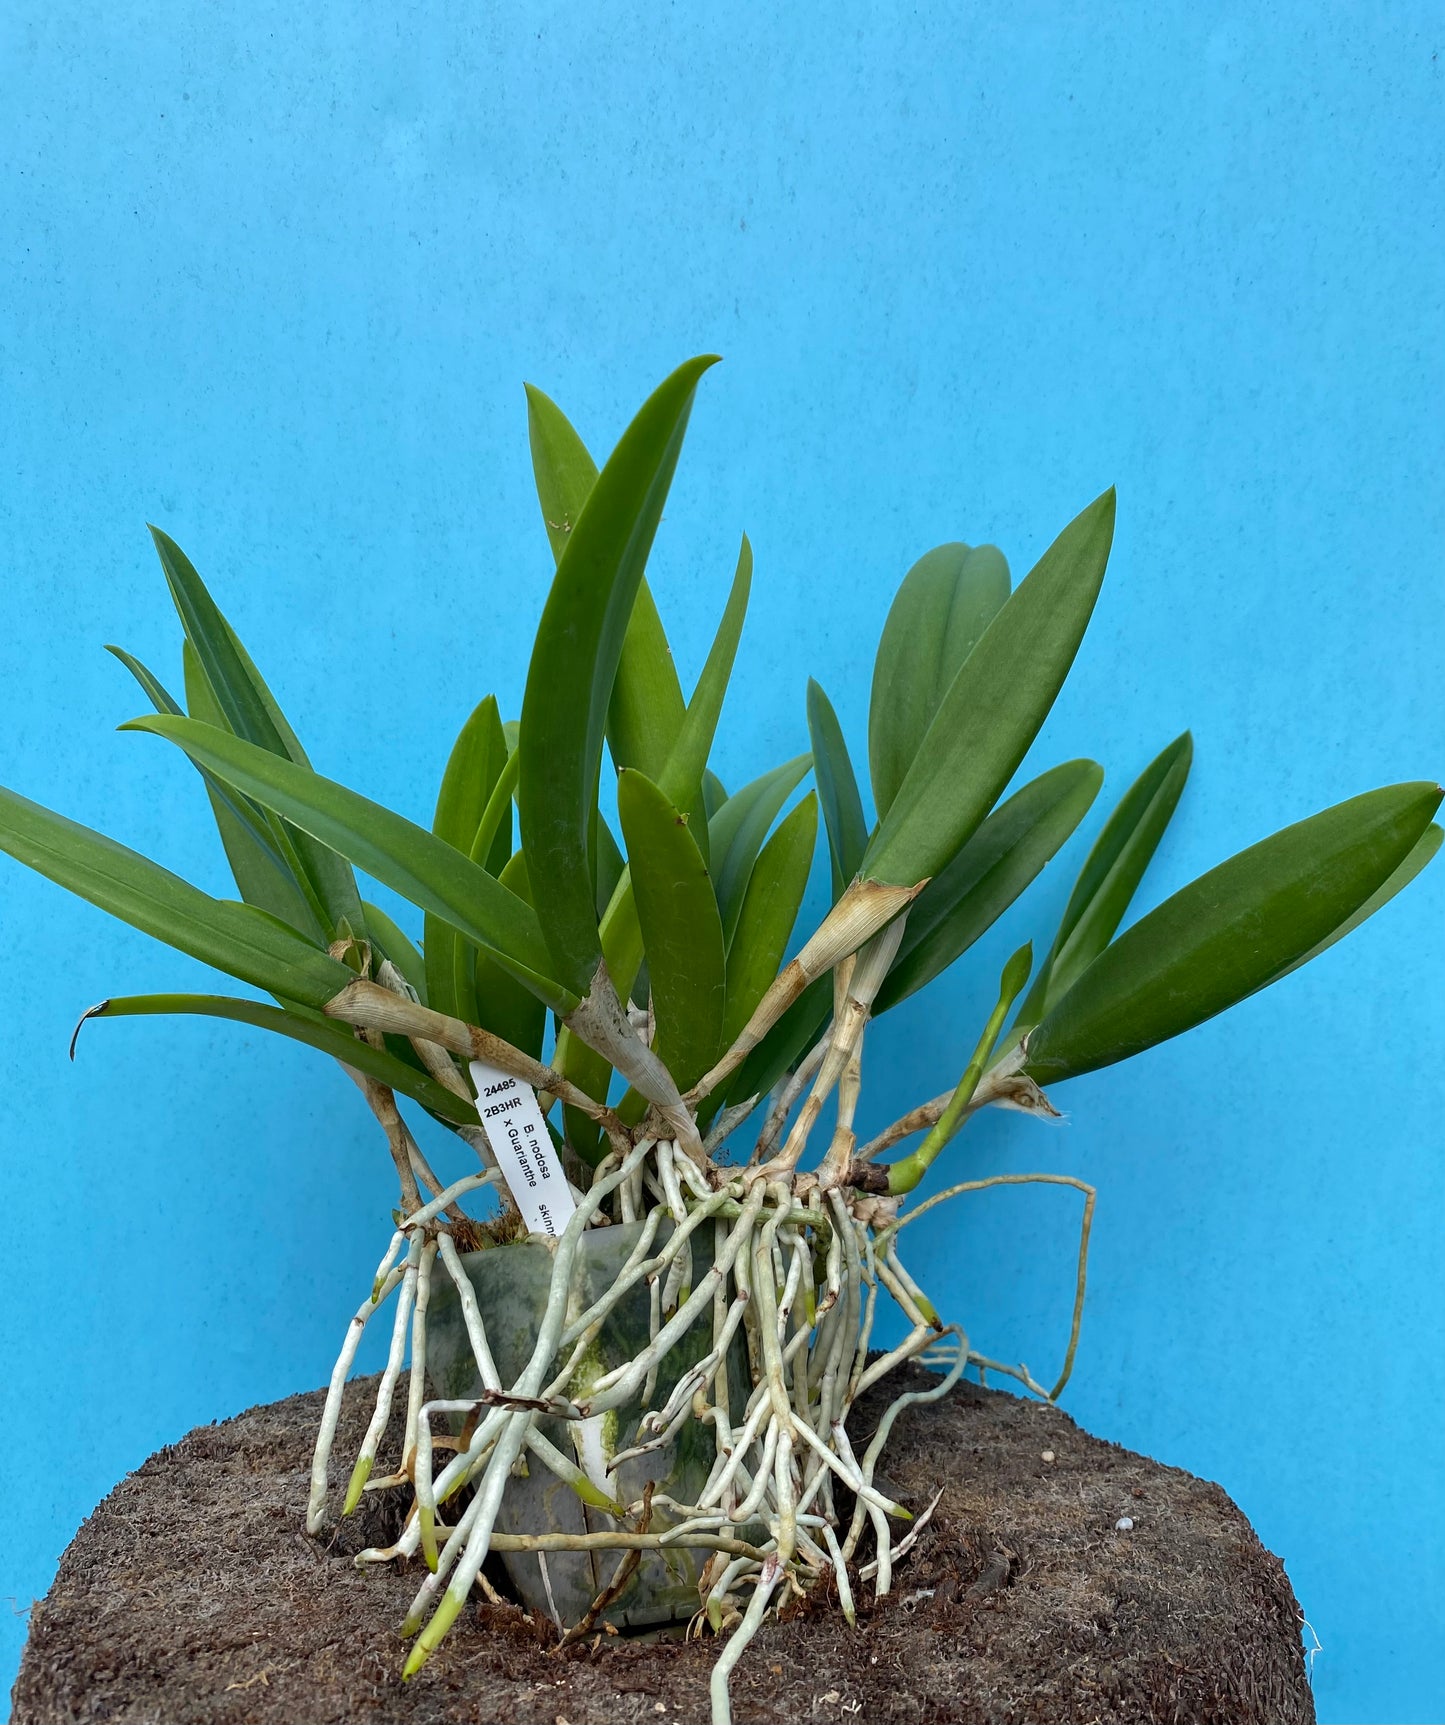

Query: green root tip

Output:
[342, 1454, 373, 1516]
[419, 1506, 438, 1572]
[405, 1588, 466, 1675]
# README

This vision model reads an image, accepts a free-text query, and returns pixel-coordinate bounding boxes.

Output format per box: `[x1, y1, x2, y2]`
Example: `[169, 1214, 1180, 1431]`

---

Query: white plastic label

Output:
[469, 1059, 576, 1238]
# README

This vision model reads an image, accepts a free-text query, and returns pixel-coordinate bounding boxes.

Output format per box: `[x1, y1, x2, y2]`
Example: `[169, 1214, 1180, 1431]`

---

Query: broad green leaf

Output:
[426, 696, 509, 1021]
[81, 993, 474, 1124]
[1015, 731, 1192, 1031]
[1024, 781, 1443, 1083]
[518, 356, 718, 993]
[362, 900, 427, 1001]
[474, 851, 548, 1060]
[526, 381, 687, 790]
[806, 680, 868, 901]
[703, 770, 728, 819]
[876, 759, 1103, 1012]
[864, 492, 1115, 888]
[124, 715, 574, 1013]
[1258, 820, 1441, 989]
[617, 768, 726, 1091]
[725, 974, 832, 1108]
[868, 543, 1011, 818]
[0, 784, 352, 1006]
[181, 640, 325, 937]
[722, 793, 818, 1050]
[149, 528, 365, 940]
[709, 754, 813, 948]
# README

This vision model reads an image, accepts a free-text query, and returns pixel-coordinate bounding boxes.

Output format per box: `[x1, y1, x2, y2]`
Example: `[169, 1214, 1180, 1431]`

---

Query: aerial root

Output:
[305, 1131, 1089, 1725]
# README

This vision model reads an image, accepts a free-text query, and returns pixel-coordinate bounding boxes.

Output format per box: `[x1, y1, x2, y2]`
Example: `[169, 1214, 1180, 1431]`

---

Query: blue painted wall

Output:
[1, 5, 1440, 1719]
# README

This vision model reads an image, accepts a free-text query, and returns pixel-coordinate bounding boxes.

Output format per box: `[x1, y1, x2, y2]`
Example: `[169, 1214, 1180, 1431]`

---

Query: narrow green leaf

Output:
[617, 768, 726, 1091]
[1259, 820, 1442, 988]
[722, 793, 818, 1050]
[1015, 733, 1192, 1033]
[81, 993, 474, 1124]
[518, 356, 719, 993]
[703, 770, 728, 820]
[474, 851, 548, 1060]
[656, 535, 753, 862]
[123, 715, 574, 1013]
[362, 901, 427, 1001]
[105, 645, 184, 717]
[525, 382, 602, 564]
[426, 696, 509, 1020]
[149, 527, 365, 940]
[876, 759, 1103, 1012]
[864, 492, 1115, 888]
[806, 680, 868, 901]
[179, 640, 325, 937]
[709, 754, 813, 948]
[433, 696, 511, 863]
[1024, 781, 1443, 1083]
[0, 785, 352, 1006]
[868, 543, 1011, 819]
[111, 640, 316, 935]
[525, 380, 688, 789]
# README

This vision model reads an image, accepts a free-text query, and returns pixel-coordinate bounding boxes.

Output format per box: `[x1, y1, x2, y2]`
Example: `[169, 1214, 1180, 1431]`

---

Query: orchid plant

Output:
[2, 356, 1437, 1725]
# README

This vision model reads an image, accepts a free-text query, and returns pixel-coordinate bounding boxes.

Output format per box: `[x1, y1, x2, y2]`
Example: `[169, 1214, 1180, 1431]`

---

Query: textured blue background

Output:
[1, 6, 1440, 1719]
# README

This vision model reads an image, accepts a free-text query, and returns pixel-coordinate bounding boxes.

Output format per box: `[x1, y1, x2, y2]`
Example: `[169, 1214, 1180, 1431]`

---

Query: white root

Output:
[308, 963, 1092, 1725]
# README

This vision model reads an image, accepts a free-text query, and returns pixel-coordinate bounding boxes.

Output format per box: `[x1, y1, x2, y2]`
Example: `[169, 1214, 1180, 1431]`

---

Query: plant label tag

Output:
[468, 1059, 576, 1238]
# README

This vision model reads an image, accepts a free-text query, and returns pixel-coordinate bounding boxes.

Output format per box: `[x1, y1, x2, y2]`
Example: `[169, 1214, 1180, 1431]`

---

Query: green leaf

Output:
[806, 679, 868, 901]
[868, 543, 1011, 819]
[1258, 819, 1442, 989]
[108, 641, 323, 939]
[105, 644, 184, 717]
[703, 770, 728, 820]
[80, 993, 475, 1124]
[123, 715, 574, 1013]
[474, 851, 548, 1060]
[594, 811, 626, 919]
[1024, 780, 1443, 1083]
[149, 528, 365, 940]
[525, 382, 602, 565]
[180, 641, 325, 938]
[518, 356, 719, 993]
[426, 696, 509, 1021]
[1014, 732, 1192, 1032]
[0, 784, 352, 1006]
[863, 492, 1115, 888]
[709, 754, 813, 948]
[362, 901, 427, 1001]
[433, 696, 511, 866]
[722, 792, 818, 1050]
[876, 759, 1103, 1012]
[656, 535, 753, 862]
[617, 767, 726, 1091]
[525, 380, 688, 790]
